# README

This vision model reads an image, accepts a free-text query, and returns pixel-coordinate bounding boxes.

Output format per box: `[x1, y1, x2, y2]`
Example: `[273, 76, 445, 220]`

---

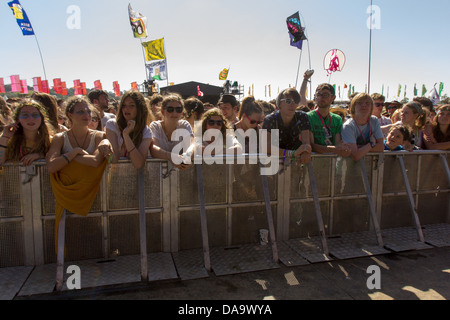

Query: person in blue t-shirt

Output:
[384, 124, 411, 151]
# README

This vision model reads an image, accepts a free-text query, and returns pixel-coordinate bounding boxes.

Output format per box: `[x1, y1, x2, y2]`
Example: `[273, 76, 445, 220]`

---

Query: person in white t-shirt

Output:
[105, 90, 152, 169]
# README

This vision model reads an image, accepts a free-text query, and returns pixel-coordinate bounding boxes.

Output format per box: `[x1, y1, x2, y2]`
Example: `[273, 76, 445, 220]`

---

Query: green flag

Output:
[439, 82, 444, 96]
[422, 85, 427, 96]
[414, 83, 417, 96]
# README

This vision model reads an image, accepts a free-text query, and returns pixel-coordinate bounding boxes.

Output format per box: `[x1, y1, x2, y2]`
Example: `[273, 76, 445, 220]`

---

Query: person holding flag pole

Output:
[7, 0, 47, 80]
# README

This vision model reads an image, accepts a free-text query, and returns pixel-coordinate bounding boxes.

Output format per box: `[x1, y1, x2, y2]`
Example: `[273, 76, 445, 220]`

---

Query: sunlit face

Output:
[70, 102, 91, 125]
[400, 106, 417, 125]
[18, 105, 42, 131]
[314, 89, 334, 108]
[354, 98, 372, 117]
[122, 97, 137, 121]
[206, 115, 224, 131]
[243, 112, 262, 129]
[88, 114, 100, 130]
[437, 110, 450, 125]
[387, 128, 405, 148]
[372, 99, 385, 117]
[162, 101, 184, 120]
[218, 102, 235, 120]
[279, 96, 297, 115]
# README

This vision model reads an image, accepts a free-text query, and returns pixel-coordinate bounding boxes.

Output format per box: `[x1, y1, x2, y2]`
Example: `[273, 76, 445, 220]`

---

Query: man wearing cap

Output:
[217, 94, 239, 125]
[262, 88, 312, 164]
[385, 101, 402, 118]
[307, 83, 351, 157]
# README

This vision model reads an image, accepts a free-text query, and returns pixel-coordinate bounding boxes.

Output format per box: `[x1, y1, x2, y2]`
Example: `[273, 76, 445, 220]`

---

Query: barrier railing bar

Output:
[397, 155, 425, 242]
[260, 164, 279, 262]
[55, 209, 66, 291]
[359, 159, 384, 246]
[307, 161, 329, 255]
[196, 164, 211, 271]
[137, 167, 148, 281]
[440, 154, 450, 186]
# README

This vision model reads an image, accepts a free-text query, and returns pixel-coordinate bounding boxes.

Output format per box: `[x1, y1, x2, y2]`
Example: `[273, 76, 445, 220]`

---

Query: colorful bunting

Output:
[10, 75, 21, 92]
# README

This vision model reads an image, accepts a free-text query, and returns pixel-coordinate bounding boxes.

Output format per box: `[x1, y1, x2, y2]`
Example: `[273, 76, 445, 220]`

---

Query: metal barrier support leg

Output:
[440, 154, 450, 186]
[55, 210, 66, 291]
[397, 155, 425, 242]
[196, 164, 211, 272]
[359, 159, 384, 246]
[260, 165, 278, 262]
[138, 167, 148, 281]
[307, 161, 329, 256]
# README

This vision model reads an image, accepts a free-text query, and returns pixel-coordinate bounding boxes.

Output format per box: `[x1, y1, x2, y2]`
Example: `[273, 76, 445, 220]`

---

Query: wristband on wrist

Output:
[291, 149, 296, 161]
[282, 149, 287, 163]
[62, 154, 70, 164]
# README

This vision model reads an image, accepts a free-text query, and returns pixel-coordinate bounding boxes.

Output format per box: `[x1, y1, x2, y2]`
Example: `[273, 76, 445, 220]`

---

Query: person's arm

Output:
[349, 136, 383, 162]
[311, 132, 351, 157]
[0, 124, 17, 166]
[299, 70, 314, 107]
[46, 134, 89, 174]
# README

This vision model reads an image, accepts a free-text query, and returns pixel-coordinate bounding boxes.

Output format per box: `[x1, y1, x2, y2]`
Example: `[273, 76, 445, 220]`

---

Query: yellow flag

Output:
[142, 38, 165, 61]
[219, 68, 229, 80]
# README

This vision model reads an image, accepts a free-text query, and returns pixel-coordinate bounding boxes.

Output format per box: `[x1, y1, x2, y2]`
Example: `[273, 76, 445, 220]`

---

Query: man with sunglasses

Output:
[262, 88, 312, 164]
[371, 93, 392, 127]
[307, 84, 351, 157]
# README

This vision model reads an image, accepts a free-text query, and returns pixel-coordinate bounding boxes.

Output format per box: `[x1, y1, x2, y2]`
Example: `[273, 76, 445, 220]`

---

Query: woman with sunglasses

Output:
[198, 108, 242, 156]
[88, 106, 103, 131]
[105, 90, 152, 170]
[149, 94, 194, 169]
[0, 99, 53, 167]
[46, 96, 112, 173]
[233, 96, 263, 153]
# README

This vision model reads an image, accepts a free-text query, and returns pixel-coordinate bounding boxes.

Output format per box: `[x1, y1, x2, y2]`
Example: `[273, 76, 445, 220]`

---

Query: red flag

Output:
[81, 82, 87, 95]
[197, 85, 204, 97]
[61, 82, 67, 96]
[53, 78, 62, 94]
[33, 77, 43, 92]
[131, 82, 138, 90]
[74, 79, 82, 95]
[113, 81, 120, 97]
[42, 80, 50, 94]
[10, 75, 21, 92]
[94, 80, 102, 90]
[20, 79, 28, 94]
[0, 78, 5, 94]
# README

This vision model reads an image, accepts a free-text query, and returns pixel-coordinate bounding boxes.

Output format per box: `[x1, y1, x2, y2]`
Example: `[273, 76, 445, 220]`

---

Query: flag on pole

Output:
[10, 75, 21, 92]
[0, 78, 5, 94]
[7, 0, 34, 36]
[94, 80, 102, 90]
[219, 68, 229, 80]
[414, 83, 418, 96]
[128, 3, 147, 38]
[422, 85, 427, 97]
[142, 38, 165, 61]
[131, 82, 138, 90]
[33, 77, 42, 92]
[397, 84, 401, 97]
[74, 79, 82, 95]
[53, 78, 63, 95]
[41, 80, 49, 94]
[430, 85, 440, 105]
[439, 82, 444, 96]
[146, 59, 167, 80]
[81, 82, 87, 95]
[286, 11, 306, 49]
[61, 82, 67, 96]
[197, 85, 204, 97]
[20, 79, 28, 94]
[113, 81, 121, 97]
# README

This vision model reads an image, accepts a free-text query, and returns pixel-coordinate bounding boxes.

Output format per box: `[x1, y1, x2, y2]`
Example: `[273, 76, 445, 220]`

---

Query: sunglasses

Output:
[207, 119, 224, 126]
[374, 103, 385, 107]
[244, 113, 262, 125]
[91, 117, 99, 122]
[165, 106, 183, 113]
[19, 113, 41, 119]
[74, 109, 92, 115]
[280, 98, 296, 105]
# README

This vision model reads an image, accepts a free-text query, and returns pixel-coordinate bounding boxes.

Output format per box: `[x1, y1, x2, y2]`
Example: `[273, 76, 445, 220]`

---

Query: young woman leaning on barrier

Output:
[233, 96, 263, 154]
[423, 105, 450, 150]
[0, 99, 53, 167]
[46, 96, 112, 173]
[149, 93, 195, 170]
[341, 93, 384, 161]
[105, 90, 153, 170]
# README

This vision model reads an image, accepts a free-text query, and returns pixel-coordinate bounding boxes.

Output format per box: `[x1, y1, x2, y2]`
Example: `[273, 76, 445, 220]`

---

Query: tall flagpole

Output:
[368, 0, 373, 95]
[33, 34, 47, 80]
[163, 37, 169, 87]
[140, 38, 149, 81]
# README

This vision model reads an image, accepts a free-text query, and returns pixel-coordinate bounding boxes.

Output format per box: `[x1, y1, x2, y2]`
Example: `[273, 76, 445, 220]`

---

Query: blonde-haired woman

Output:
[341, 93, 384, 161]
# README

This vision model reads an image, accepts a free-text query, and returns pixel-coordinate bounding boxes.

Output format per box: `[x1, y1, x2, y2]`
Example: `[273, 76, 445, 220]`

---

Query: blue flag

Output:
[8, 0, 35, 36]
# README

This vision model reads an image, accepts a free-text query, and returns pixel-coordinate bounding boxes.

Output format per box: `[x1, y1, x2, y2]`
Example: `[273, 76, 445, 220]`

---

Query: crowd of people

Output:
[1, 73, 450, 174]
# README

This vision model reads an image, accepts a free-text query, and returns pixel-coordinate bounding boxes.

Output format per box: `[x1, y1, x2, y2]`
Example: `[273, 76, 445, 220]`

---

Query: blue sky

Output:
[1, 0, 449, 101]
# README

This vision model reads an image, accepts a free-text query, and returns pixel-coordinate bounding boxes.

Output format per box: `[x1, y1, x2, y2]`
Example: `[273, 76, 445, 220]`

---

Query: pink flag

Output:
[33, 77, 43, 92]
[0, 78, 5, 93]
[20, 79, 28, 94]
[10, 75, 21, 92]
[42, 80, 50, 94]
[197, 85, 204, 97]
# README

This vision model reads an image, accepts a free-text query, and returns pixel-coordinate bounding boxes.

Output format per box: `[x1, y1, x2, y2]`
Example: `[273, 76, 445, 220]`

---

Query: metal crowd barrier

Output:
[1, 151, 449, 285]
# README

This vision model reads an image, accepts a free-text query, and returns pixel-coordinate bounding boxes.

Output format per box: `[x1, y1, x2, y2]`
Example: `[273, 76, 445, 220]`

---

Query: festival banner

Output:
[131, 82, 138, 90]
[422, 85, 427, 97]
[0, 78, 5, 94]
[20, 79, 28, 94]
[74, 79, 82, 95]
[197, 85, 204, 97]
[33, 77, 42, 92]
[7, 0, 34, 36]
[286, 11, 306, 49]
[219, 68, 229, 80]
[414, 83, 418, 96]
[53, 78, 62, 95]
[146, 59, 167, 80]
[113, 81, 121, 97]
[94, 80, 103, 90]
[142, 38, 165, 61]
[128, 3, 147, 38]
[41, 80, 49, 94]
[81, 82, 87, 95]
[439, 82, 444, 96]
[10, 75, 21, 92]
[61, 81, 67, 96]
